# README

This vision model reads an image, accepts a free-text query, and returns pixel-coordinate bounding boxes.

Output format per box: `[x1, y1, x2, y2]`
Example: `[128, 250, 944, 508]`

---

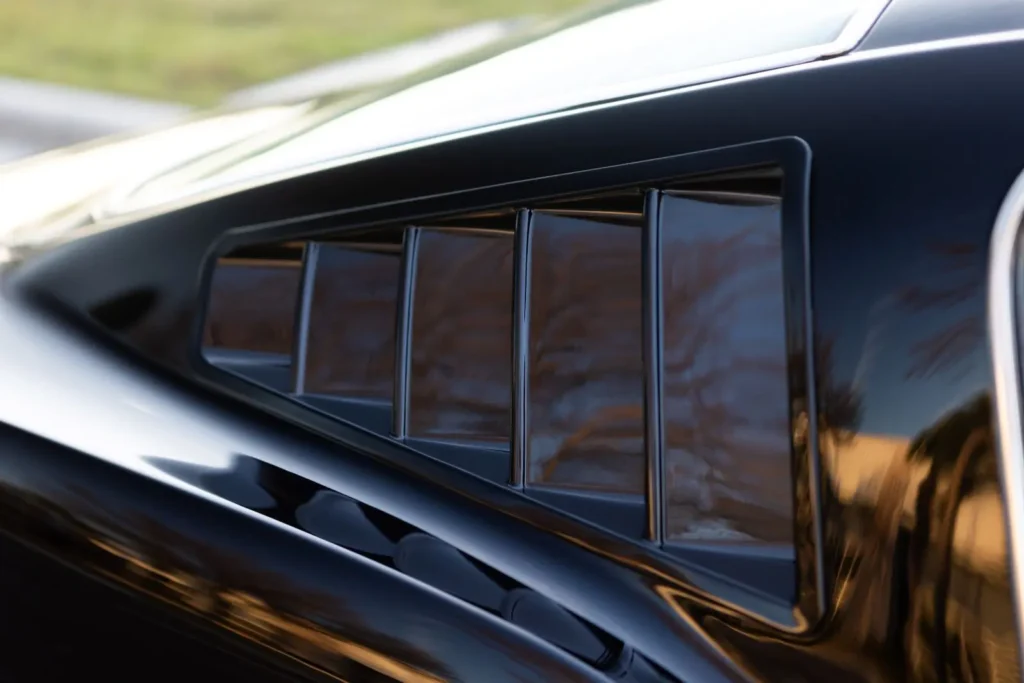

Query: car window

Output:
[407, 228, 515, 445]
[525, 212, 644, 493]
[199, 161, 802, 606]
[659, 192, 792, 546]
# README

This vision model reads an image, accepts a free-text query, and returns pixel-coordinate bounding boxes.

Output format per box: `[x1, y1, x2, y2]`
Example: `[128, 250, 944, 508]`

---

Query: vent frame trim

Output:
[192, 136, 820, 631]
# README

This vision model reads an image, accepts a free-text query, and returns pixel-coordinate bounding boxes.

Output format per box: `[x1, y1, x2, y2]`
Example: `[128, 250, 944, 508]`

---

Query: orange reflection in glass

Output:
[304, 245, 401, 398]
[203, 261, 301, 355]
[409, 230, 514, 443]
[526, 213, 644, 493]
[660, 194, 793, 544]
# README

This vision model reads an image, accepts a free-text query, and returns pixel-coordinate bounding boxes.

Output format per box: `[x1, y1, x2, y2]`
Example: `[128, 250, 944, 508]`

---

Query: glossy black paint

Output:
[0, 292, 741, 682]
[163, 140, 818, 633]
[859, 0, 1024, 50]
[0, 418, 612, 683]
[1, 4, 1024, 682]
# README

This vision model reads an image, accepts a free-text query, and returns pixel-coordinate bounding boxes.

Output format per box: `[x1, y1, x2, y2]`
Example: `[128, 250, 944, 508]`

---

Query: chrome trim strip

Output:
[642, 190, 666, 543]
[291, 241, 320, 395]
[511, 210, 533, 488]
[393, 228, 420, 439]
[988, 166, 1024, 671]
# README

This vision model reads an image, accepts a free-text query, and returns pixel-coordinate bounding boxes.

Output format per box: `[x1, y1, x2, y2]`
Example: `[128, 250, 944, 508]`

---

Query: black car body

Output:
[3, 0, 1024, 680]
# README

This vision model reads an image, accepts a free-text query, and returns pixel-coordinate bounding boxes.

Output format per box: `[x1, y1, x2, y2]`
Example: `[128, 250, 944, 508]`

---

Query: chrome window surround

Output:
[987, 166, 1024, 674]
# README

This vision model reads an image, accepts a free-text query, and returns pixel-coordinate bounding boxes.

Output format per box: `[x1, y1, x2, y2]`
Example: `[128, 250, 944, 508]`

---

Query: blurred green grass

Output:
[0, 0, 590, 106]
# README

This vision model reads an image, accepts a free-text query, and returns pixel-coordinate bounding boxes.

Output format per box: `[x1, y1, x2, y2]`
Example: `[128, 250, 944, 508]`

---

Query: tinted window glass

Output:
[408, 229, 514, 444]
[659, 193, 793, 544]
[525, 213, 644, 493]
[203, 261, 301, 356]
[303, 244, 401, 400]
